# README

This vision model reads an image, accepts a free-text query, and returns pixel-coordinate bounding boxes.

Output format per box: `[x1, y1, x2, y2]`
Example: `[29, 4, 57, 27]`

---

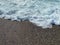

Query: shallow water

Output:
[0, 0, 60, 28]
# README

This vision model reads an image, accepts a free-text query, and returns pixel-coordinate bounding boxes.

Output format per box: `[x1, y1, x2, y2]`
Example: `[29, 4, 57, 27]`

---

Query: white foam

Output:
[0, 0, 60, 28]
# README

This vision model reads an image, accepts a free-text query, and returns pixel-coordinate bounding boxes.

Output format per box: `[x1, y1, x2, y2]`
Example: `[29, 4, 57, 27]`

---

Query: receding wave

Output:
[0, 0, 60, 28]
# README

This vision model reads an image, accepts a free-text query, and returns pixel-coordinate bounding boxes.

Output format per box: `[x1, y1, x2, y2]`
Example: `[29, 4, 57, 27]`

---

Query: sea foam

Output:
[0, 0, 60, 28]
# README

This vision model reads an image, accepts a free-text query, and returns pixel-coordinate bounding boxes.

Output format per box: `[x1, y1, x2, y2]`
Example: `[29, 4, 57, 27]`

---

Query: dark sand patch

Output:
[0, 18, 60, 45]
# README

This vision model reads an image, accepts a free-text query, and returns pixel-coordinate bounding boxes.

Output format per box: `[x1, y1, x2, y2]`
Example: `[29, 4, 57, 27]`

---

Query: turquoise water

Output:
[0, 0, 60, 28]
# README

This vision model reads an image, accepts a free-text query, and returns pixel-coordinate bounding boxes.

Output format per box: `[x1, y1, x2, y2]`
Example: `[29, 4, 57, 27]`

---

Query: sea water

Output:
[0, 0, 60, 28]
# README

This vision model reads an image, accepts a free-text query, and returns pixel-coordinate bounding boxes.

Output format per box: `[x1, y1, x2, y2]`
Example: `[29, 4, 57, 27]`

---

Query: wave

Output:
[0, 0, 60, 28]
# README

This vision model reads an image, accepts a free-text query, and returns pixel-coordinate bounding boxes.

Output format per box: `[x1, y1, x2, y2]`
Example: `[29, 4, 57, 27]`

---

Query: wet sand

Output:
[0, 18, 60, 45]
